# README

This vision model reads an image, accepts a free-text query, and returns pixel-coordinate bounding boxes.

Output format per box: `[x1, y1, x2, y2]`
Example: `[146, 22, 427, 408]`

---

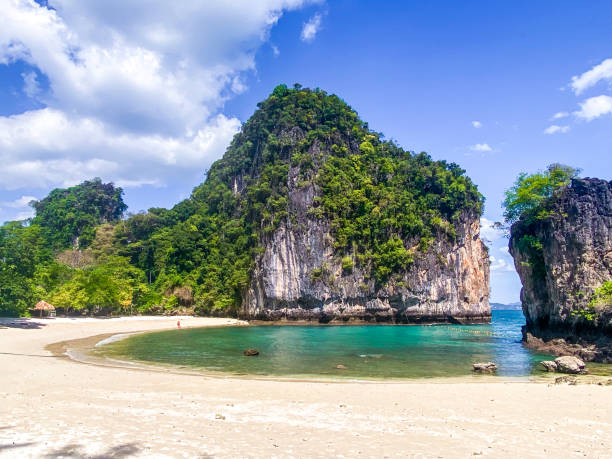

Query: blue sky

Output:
[1, 1, 612, 303]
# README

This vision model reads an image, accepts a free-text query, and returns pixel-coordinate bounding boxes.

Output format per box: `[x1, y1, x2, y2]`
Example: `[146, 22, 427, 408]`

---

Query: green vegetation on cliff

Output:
[0, 85, 483, 317]
[503, 164, 580, 279]
[574, 281, 612, 321]
[503, 164, 580, 225]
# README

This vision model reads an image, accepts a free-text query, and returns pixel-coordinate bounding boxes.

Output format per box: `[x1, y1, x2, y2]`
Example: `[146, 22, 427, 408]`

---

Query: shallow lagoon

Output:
[98, 310, 567, 379]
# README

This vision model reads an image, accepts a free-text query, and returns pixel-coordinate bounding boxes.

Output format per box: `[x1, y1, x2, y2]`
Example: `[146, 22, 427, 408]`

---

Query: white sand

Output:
[1, 317, 612, 458]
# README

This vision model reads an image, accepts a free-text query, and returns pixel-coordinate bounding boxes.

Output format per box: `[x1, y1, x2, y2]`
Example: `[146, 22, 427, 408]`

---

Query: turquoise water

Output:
[99, 310, 557, 379]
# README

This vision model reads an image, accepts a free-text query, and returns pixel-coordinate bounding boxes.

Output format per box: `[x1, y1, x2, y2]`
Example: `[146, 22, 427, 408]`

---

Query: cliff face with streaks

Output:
[509, 178, 612, 361]
[243, 206, 490, 323]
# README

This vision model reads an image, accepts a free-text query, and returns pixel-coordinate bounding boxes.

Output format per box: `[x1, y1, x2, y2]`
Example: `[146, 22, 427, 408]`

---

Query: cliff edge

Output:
[509, 178, 612, 361]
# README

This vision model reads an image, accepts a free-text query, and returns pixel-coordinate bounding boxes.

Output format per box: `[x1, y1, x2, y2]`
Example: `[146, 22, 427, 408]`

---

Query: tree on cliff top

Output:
[31, 178, 127, 249]
[502, 163, 580, 225]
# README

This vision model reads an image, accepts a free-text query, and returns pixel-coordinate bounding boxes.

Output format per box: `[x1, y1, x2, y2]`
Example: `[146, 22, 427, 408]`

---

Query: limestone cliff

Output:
[176, 85, 490, 321]
[509, 178, 612, 361]
[244, 209, 490, 322]
[233, 87, 490, 322]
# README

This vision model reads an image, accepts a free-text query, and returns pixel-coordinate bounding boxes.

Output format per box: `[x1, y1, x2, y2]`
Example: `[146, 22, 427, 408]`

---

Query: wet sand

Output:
[1, 316, 612, 458]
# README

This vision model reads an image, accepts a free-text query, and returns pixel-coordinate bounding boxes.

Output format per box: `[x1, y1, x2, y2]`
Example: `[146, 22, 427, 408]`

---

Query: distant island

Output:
[490, 302, 522, 311]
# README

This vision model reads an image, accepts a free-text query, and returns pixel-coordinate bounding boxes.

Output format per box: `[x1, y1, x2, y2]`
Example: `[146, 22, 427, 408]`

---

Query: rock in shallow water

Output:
[473, 362, 497, 373]
[540, 360, 558, 372]
[243, 348, 260, 356]
[554, 356, 586, 374]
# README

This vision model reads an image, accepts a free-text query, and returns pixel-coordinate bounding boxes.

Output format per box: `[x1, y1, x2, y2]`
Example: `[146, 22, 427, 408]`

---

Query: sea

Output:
[97, 310, 571, 379]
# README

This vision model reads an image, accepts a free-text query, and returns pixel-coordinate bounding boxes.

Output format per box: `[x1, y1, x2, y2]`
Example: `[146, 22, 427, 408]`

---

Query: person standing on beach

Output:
[177, 320, 181, 329]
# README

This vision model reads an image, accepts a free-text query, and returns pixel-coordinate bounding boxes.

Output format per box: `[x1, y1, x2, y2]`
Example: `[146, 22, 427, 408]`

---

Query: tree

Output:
[503, 164, 580, 225]
[31, 178, 127, 249]
[0, 222, 50, 316]
[48, 256, 150, 315]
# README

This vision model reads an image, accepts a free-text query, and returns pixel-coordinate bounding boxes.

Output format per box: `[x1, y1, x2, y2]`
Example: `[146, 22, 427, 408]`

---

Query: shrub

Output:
[341, 256, 354, 273]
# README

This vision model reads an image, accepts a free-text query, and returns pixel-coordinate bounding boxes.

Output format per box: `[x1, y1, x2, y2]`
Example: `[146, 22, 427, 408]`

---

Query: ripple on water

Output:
[97, 310, 557, 379]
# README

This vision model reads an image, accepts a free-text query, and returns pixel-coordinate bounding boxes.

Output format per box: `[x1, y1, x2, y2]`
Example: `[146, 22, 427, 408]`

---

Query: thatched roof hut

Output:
[34, 301, 55, 311]
[33, 301, 56, 317]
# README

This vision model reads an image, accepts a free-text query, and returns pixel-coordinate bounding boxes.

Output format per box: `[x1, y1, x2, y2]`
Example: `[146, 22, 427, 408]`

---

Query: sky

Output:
[1, 0, 612, 303]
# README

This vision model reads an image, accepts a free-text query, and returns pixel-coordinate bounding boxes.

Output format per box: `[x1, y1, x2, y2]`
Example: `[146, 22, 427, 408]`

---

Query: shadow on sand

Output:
[42, 442, 141, 458]
[0, 319, 47, 330]
[0, 442, 37, 452]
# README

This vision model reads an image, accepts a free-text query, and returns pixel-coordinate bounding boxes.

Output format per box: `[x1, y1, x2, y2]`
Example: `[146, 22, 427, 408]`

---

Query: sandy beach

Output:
[1, 317, 612, 458]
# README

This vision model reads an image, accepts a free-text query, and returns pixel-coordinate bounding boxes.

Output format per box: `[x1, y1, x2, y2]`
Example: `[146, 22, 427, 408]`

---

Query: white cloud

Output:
[271, 44, 280, 57]
[0, 108, 241, 190]
[543, 124, 570, 134]
[571, 58, 612, 95]
[470, 143, 492, 152]
[489, 255, 515, 272]
[0, 0, 314, 192]
[480, 218, 515, 274]
[21, 71, 40, 98]
[2, 195, 37, 208]
[301, 12, 322, 42]
[551, 111, 569, 120]
[480, 217, 504, 244]
[0, 195, 38, 221]
[574, 95, 612, 121]
[471, 121, 482, 128]
[13, 210, 35, 221]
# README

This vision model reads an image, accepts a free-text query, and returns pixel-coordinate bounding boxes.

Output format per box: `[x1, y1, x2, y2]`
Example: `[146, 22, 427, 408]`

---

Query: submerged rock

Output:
[472, 362, 497, 374]
[336, 364, 347, 370]
[243, 348, 260, 356]
[554, 356, 586, 374]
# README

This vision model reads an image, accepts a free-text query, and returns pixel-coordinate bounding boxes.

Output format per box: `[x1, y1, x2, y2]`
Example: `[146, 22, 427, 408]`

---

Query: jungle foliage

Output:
[503, 163, 580, 225]
[0, 85, 483, 316]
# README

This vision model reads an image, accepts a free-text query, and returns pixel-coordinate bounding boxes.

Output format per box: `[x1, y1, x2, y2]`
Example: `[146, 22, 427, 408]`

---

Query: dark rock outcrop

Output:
[509, 178, 612, 362]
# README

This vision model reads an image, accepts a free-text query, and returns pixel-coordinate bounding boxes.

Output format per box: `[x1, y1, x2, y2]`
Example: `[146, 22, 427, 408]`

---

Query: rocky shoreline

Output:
[523, 329, 612, 363]
[241, 308, 491, 324]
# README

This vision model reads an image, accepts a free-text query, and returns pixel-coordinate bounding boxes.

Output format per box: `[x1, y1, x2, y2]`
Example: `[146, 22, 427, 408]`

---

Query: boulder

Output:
[472, 362, 497, 374]
[243, 348, 260, 356]
[540, 361, 558, 372]
[554, 356, 586, 374]
[554, 375, 577, 385]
